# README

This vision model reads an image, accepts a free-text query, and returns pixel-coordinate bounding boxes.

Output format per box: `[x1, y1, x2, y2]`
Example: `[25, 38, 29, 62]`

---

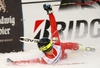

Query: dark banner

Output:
[0, 0, 23, 53]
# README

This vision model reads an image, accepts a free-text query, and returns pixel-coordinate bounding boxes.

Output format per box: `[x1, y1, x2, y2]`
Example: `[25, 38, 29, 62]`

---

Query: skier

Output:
[7, 4, 79, 64]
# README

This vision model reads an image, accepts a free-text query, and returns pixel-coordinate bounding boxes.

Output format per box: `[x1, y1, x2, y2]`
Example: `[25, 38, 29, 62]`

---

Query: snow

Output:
[0, 42, 100, 68]
[0, 0, 100, 68]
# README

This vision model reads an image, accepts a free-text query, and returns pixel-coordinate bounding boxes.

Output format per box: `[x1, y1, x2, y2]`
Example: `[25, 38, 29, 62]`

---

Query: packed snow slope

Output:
[0, 41, 100, 68]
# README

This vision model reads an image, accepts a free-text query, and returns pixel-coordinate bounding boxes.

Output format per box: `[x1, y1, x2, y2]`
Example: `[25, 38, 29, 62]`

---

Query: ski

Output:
[79, 44, 95, 52]
[20, 37, 38, 43]
[20, 37, 96, 52]
[54, 62, 86, 65]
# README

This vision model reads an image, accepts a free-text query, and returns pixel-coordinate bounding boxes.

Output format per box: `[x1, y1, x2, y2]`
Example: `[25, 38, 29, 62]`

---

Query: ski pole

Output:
[51, 0, 99, 7]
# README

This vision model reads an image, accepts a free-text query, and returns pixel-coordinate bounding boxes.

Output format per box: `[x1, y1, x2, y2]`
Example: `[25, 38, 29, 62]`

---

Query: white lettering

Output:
[0, 27, 11, 35]
[0, 16, 15, 26]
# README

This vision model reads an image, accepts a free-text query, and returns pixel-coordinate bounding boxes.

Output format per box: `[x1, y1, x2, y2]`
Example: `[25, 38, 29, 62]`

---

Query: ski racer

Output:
[7, 4, 79, 64]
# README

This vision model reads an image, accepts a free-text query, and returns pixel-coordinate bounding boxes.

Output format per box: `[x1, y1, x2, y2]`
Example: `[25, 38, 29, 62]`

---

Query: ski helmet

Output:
[37, 37, 53, 53]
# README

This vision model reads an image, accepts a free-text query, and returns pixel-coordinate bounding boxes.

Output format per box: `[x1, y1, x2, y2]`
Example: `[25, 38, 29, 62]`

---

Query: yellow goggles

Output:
[39, 41, 52, 51]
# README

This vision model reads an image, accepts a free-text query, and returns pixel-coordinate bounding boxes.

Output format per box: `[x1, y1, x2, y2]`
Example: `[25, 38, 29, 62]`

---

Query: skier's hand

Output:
[7, 58, 13, 63]
[43, 4, 52, 11]
[43, 4, 52, 14]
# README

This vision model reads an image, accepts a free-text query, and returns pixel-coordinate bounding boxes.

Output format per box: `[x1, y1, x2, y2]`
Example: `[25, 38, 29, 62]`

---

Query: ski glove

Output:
[43, 4, 53, 14]
[7, 58, 13, 63]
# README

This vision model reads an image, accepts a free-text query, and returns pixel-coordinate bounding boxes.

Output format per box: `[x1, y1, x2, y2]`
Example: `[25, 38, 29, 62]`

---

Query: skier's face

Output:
[45, 48, 53, 55]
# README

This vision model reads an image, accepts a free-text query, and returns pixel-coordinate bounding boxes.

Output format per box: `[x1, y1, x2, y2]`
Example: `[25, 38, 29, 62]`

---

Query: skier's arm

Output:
[61, 42, 79, 50]
[12, 58, 40, 64]
[43, 4, 60, 45]
[7, 57, 47, 64]
[49, 13, 60, 45]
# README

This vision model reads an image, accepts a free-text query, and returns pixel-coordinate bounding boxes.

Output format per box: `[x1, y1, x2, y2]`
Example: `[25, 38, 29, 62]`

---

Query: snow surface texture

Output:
[0, 42, 100, 68]
[0, 0, 100, 68]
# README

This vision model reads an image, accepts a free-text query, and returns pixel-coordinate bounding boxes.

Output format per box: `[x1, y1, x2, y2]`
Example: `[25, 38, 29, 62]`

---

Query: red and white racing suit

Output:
[13, 13, 79, 64]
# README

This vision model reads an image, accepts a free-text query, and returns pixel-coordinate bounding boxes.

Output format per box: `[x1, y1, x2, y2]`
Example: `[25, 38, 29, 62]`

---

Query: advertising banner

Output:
[22, 0, 100, 50]
[0, 0, 23, 53]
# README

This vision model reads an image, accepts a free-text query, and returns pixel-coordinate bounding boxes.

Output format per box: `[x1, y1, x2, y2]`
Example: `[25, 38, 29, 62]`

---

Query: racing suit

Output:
[12, 13, 79, 64]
